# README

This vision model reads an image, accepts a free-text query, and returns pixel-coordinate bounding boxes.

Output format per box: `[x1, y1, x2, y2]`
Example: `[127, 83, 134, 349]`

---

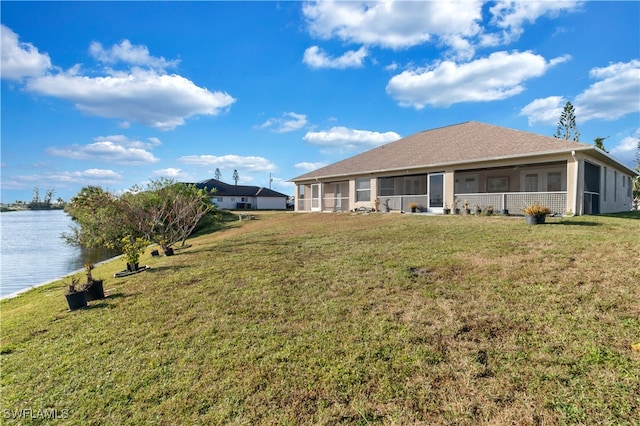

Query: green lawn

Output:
[2, 212, 639, 425]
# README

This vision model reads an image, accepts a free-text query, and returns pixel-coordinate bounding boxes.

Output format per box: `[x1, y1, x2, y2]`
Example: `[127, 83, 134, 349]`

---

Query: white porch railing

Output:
[379, 195, 430, 212]
[455, 192, 567, 215]
[322, 196, 350, 212]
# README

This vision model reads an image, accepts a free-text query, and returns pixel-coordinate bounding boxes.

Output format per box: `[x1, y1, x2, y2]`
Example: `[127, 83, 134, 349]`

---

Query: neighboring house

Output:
[194, 179, 289, 210]
[290, 121, 638, 215]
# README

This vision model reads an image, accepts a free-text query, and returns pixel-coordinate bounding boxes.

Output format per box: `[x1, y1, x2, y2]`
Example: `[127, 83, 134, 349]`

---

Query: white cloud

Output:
[302, 1, 582, 60]
[4, 169, 123, 190]
[178, 154, 276, 172]
[303, 45, 368, 69]
[610, 130, 640, 167]
[259, 112, 308, 133]
[303, 0, 482, 51]
[1, 24, 51, 81]
[89, 40, 180, 70]
[47, 135, 160, 165]
[26, 68, 235, 130]
[294, 161, 327, 172]
[303, 126, 401, 152]
[575, 60, 640, 122]
[152, 168, 195, 181]
[519, 96, 566, 126]
[386, 51, 568, 109]
[488, 1, 583, 44]
[521, 60, 640, 126]
[3, 27, 235, 130]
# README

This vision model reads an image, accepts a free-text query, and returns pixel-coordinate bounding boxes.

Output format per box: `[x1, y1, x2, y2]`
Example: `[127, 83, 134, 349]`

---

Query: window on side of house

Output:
[525, 174, 538, 192]
[299, 186, 305, 198]
[356, 178, 371, 202]
[547, 172, 562, 191]
[379, 177, 395, 196]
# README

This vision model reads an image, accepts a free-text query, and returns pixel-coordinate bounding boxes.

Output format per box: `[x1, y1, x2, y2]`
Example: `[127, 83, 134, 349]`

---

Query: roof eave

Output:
[290, 148, 593, 183]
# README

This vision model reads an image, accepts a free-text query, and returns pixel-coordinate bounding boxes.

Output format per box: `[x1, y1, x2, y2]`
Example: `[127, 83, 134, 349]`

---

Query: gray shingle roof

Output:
[291, 121, 594, 181]
[194, 179, 288, 198]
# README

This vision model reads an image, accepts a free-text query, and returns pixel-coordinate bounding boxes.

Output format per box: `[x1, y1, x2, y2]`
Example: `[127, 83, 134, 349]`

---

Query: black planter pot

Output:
[164, 247, 174, 256]
[465, 209, 471, 215]
[127, 262, 139, 272]
[65, 291, 87, 311]
[454, 208, 460, 215]
[525, 214, 546, 225]
[85, 279, 105, 301]
[443, 208, 451, 215]
[501, 209, 509, 215]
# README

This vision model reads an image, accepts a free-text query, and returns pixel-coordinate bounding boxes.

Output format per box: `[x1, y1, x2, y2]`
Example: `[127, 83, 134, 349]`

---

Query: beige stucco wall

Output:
[566, 156, 579, 215]
[294, 151, 635, 214]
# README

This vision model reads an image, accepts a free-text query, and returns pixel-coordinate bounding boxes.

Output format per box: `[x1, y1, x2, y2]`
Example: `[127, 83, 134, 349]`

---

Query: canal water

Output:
[0, 209, 115, 298]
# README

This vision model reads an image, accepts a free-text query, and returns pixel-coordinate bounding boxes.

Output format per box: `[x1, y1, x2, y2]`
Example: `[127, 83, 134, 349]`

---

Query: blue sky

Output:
[1, 1, 639, 203]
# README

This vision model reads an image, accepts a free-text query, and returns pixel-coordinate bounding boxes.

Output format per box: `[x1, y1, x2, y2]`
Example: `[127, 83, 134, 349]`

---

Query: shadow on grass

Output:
[145, 265, 191, 274]
[548, 220, 602, 227]
[597, 211, 640, 220]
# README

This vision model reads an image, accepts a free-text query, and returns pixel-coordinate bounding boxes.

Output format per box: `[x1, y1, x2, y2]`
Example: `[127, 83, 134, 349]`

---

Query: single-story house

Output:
[290, 121, 638, 215]
[194, 179, 289, 210]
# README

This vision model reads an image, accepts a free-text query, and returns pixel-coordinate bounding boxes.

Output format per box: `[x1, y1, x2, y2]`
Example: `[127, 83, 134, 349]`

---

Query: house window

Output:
[628, 176, 633, 197]
[356, 178, 371, 202]
[525, 174, 538, 192]
[216, 197, 223, 202]
[241, 197, 248, 203]
[299, 186, 305, 198]
[379, 177, 395, 196]
[464, 177, 477, 193]
[547, 172, 562, 191]
[488, 177, 509, 192]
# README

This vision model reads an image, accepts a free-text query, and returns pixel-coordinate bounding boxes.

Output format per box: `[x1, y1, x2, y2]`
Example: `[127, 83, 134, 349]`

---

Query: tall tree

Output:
[232, 169, 239, 185]
[594, 136, 609, 152]
[214, 168, 221, 181]
[554, 101, 580, 142]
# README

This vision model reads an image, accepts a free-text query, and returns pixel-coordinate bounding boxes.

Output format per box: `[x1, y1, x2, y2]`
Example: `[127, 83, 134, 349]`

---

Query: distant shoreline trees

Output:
[27, 187, 64, 210]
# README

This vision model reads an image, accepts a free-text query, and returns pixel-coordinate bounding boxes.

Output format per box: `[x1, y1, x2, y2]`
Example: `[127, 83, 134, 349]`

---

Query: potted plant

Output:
[443, 204, 451, 215]
[83, 263, 105, 301]
[373, 198, 380, 212]
[453, 198, 460, 214]
[463, 200, 471, 214]
[522, 202, 552, 224]
[408, 202, 418, 213]
[65, 277, 87, 311]
[120, 235, 149, 273]
[485, 205, 494, 216]
[474, 204, 482, 215]
[159, 238, 174, 256]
